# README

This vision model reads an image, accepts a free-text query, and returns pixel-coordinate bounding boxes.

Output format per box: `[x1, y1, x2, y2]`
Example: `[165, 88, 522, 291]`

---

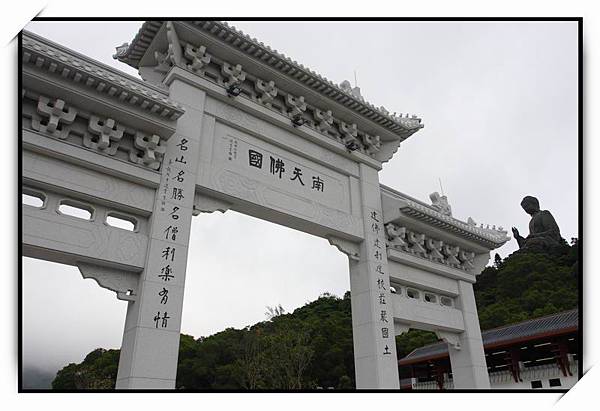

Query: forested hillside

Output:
[475, 238, 578, 329]
[50, 239, 578, 390]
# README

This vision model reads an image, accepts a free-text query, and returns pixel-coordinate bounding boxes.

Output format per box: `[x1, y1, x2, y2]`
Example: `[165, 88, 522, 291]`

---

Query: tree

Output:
[493, 253, 503, 268]
[395, 329, 439, 359]
[258, 322, 314, 389]
[265, 304, 286, 320]
[51, 363, 79, 390]
[234, 331, 263, 389]
[337, 375, 353, 389]
[474, 241, 578, 329]
[52, 348, 119, 389]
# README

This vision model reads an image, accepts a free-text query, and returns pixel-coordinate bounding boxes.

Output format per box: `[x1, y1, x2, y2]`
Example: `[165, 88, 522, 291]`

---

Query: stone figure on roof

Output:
[512, 196, 562, 251]
[429, 191, 452, 216]
[339, 80, 364, 101]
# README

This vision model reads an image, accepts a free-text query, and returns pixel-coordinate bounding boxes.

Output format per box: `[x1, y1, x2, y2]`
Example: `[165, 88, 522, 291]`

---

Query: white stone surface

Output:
[115, 78, 207, 389]
[446, 281, 491, 388]
[21, 27, 509, 390]
[390, 292, 465, 333]
[348, 163, 400, 389]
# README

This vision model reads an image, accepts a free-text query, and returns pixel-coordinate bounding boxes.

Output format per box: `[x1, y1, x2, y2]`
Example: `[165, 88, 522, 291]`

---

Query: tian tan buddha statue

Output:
[511, 196, 562, 251]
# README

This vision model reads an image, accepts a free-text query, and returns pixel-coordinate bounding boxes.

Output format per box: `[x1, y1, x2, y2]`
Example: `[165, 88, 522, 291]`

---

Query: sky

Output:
[22, 20, 579, 377]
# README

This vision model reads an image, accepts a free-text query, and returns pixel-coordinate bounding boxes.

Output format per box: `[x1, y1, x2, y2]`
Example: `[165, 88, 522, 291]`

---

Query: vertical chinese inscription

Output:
[115, 79, 207, 389]
[146, 135, 193, 331]
[368, 209, 393, 358]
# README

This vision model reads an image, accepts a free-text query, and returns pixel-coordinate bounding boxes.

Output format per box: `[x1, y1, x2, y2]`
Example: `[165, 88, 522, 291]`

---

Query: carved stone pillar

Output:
[348, 163, 400, 389]
[446, 280, 490, 388]
[115, 69, 206, 389]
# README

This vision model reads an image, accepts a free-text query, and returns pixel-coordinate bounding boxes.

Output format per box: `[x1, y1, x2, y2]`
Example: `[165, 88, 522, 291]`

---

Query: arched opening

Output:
[177, 209, 351, 388]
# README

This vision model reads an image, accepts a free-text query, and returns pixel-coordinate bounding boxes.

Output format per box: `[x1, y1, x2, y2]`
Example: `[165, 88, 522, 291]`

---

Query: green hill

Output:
[475, 238, 578, 329]
[50, 239, 578, 390]
[52, 292, 355, 390]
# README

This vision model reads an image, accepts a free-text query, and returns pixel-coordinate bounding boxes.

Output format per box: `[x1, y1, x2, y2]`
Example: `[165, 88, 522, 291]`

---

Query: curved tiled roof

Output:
[398, 199, 510, 248]
[114, 20, 163, 67]
[380, 184, 510, 249]
[115, 20, 424, 138]
[399, 309, 578, 364]
[23, 30, 185, 121]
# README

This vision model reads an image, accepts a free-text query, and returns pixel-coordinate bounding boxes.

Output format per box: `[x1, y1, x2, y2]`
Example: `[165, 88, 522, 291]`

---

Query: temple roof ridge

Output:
[114, 20, 424, 138]
[22, 30, 185, 121]
[203, 21, 424, 129]
[380, 184, 510, 248]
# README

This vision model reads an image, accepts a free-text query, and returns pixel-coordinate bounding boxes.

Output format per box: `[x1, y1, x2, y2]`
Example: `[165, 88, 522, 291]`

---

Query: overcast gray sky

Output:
[22, 20, 578, 376]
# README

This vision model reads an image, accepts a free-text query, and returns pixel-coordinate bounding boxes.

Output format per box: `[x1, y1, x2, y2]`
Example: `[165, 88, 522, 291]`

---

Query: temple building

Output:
[398, 309, 578, 389]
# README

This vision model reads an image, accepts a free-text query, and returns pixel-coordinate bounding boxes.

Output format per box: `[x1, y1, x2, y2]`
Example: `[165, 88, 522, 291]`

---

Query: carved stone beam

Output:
[436, 330, 461, 350]
[255, 79, 277, 107]
[285, 94, 307, 126]
[131, 132, 166, 170]
[442, 244, 461, 268]
[35, 96, 77, 139]
[407, 231, 427, 258]
[327, 235, 360, 261]
[221, 62, 246, 87]
[458, 250, 475, 270]
[426, 238, 445, 264]
[77, 262, 139, 302]
[313, 108, 334, 133]
[85, 115, 124, 155]
[385, 223, 408, 251]
[362, 133, 381, 156]
[183, 43, 211, 74]
[339, 121, 361, 150]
